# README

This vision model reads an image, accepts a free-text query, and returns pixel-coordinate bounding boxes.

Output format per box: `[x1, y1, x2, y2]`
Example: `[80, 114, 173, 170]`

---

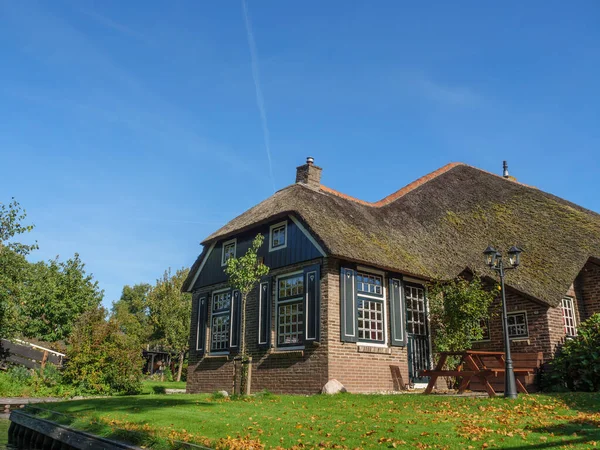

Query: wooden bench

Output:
[469, 352, 543, 393]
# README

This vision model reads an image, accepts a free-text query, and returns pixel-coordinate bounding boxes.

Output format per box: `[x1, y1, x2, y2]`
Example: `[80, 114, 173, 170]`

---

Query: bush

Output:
[63, 307, 144, 395]
[545, 313, 600, 392]
[7, 365, 32, 384]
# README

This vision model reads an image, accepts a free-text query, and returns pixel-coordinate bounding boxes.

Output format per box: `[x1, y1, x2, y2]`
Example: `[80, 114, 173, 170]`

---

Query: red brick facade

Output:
[187, 257, 600, 394]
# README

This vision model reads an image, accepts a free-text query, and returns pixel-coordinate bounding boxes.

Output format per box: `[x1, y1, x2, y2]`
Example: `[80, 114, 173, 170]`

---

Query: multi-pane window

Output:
[221, 240, 236, 265]
[356, 271, 385, 343]
[278, 275, 304, 298]
[270, 222, 287, 250]
[357, 298, 384, 342]
[562, 297, 577, 336]
[277, 274, 304, 346]
[406, 285, 427, 336]
[211, 291, 231, 351]
[356, 272, 383, 296]
[507, 312, 528, 338]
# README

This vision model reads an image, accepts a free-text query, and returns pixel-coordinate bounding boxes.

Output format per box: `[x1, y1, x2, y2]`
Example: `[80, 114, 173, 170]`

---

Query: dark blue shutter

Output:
[229, 290, 241, 353]
[389, 278, 406, 347]
[340, 267, 358, 342]
[196, 294, 208, 357]
[258, 278, 272, 348]
[304, 264, 321, 342]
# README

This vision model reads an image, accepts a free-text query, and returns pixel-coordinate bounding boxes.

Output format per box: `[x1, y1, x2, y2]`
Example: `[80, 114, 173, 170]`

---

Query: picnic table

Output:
[419, 350, 534, 397]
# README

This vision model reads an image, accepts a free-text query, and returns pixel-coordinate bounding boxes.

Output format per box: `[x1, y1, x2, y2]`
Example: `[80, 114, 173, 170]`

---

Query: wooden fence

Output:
[1, 339, 65, 369]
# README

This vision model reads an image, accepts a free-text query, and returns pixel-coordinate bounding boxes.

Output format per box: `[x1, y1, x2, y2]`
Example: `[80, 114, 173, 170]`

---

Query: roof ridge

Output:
[320, 162, 464, 207]
[319, 162, 542, 207]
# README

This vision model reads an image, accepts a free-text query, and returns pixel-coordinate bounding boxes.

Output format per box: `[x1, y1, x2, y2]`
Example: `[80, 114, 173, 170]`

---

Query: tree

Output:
[63, 306, 144, 395]
[0, 198, 37, 340]
[147, 268, 191, 382]
[224, 234, 269, 395]
[111, 283, 152, 345]
[20, 254, 104, 342]
[428, 275, 496, 366]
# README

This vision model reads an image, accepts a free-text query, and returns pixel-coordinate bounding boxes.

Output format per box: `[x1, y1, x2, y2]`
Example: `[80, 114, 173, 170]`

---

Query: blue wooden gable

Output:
[190, 216, 325, 290]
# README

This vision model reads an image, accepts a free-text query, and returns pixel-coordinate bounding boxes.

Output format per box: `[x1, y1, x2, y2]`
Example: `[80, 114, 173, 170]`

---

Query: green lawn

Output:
[31, 392, 600, 449]
[141, 380, 187, 395]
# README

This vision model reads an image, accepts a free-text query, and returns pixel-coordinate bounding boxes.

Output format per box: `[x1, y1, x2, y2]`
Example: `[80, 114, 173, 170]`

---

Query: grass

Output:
[30, 392, 600, 449]
[0, 370, 186, 398]
[141, 380, 187, 395]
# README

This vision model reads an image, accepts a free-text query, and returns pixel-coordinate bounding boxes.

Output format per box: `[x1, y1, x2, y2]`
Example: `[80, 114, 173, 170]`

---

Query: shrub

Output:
[63, 307, 144, 395]
[546, 313, 600, 392]
[7, 365, 32, 384]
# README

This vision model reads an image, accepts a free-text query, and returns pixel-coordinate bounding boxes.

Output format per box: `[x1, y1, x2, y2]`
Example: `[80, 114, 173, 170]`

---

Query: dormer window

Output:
[269, 221, 287, 251]
[221, 239, 236, 266]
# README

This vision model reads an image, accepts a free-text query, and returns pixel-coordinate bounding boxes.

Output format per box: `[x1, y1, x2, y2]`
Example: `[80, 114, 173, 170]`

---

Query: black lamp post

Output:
[483, 245, 522, 399]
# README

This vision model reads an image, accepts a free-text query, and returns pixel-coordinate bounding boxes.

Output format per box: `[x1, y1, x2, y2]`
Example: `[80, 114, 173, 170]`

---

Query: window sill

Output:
[510, 338, 530, 343]
[357, 345, 391, 355]
[269, 347, 305, 357]
[205, 353, 230, 359]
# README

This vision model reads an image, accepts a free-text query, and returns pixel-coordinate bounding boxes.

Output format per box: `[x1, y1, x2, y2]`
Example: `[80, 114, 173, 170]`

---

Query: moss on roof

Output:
[193, 164, 600, 306]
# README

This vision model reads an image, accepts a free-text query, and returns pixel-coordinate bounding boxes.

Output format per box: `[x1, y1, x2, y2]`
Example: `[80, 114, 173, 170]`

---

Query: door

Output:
[405, 283, 431, 384]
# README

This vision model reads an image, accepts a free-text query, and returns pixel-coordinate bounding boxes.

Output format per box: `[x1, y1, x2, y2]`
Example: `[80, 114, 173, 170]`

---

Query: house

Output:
[182, 158, 600, 394]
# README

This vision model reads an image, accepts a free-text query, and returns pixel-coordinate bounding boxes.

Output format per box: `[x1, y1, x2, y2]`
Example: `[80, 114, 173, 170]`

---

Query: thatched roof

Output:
[190, 163, 600, 306]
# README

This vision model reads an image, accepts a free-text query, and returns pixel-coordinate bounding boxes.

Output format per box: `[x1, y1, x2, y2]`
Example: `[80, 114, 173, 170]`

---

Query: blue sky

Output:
[1, 1, 599, 308]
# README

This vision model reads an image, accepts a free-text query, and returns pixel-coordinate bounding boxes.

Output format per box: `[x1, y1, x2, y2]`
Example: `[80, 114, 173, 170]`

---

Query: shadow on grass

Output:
[509, 418, 600, 449]
[36, 396, 215, 415]
[25, 405, 212, 449]
[152, 386, 166, 394]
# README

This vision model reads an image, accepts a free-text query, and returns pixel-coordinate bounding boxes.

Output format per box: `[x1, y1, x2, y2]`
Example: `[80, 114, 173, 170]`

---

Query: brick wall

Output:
[187, 258, 328, 395]
[579, 260, 600, 320]
[187, 257, 412, 394]
[325, 258, 410, 393]
[472, 288, 557, 360]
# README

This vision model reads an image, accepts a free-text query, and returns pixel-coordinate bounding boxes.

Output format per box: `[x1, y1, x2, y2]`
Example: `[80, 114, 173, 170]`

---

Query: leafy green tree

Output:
[224, 234, 269, 394]
[20, 254, 103, 342]
[63, 306, 144, 395]
[0, 198, 37, 340]
[111, 283, 152, 345]
[428, 275, 496, 358]
[147, 268, 191, 382]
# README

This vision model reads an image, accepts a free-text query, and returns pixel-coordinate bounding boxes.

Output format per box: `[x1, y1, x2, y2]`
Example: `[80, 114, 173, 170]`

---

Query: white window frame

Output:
[209, 287, 231, 354]
[275, 270, 305, 348]
[221, 238, 237, 266]
[507, 311, 529, 339]
[355, 266, 388, 348]
[561, 297, 577, 337]
[269, 221, 288, 252]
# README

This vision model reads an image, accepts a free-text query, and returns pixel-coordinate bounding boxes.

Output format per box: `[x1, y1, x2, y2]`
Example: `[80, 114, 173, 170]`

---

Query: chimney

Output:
[502, 160, 509, 178]
[296, 156, 322, 188]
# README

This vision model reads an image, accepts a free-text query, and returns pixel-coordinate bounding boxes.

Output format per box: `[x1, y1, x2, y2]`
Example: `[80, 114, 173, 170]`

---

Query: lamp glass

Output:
[508, 246, 521, 267]
[483, 246, 497, 268]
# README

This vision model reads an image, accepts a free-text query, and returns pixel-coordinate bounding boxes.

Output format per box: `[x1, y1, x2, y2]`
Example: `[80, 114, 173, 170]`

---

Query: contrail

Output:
[242, 0, 275, 192]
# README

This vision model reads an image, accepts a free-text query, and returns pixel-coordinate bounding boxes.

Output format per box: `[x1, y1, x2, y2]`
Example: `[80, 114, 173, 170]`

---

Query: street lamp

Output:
[483, 245, 523, 399]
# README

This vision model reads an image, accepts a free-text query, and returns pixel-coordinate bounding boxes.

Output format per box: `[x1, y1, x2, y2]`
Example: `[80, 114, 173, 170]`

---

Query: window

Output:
[405, 285, 427, 336]
[562, 297, 577, 336]
[210, 291, 231, 352]
[507, 312, 528, 339]
[221, 239, 236, 266]
[357, 298, 384, 342]
[277, 273, 304, 346]
[475, 318, 490, 341]
[269, 221, 287, 251]
[356, 272, 383, 296]
[356, 270, 385, 344]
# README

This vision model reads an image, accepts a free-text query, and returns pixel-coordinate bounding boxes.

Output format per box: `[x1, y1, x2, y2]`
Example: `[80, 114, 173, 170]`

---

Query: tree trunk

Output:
[176, 351, 184, 382]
